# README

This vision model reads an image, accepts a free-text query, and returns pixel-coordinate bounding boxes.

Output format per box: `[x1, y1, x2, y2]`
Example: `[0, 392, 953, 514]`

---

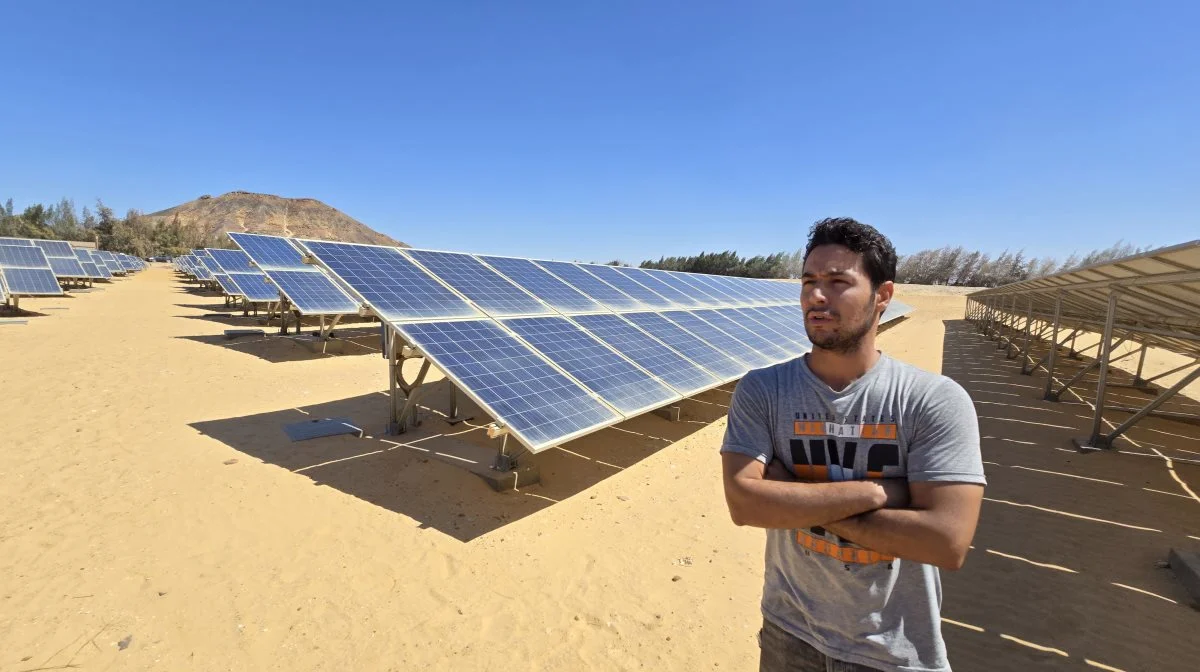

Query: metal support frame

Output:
[1084, 292, 1122, 445]
[1133, 344, 1148, 386]
[1033, 293, 1063, 382]
[1076, 362, 1200, 449]
[1044, 335, 1131, 402]
[386, 327, 432, 434]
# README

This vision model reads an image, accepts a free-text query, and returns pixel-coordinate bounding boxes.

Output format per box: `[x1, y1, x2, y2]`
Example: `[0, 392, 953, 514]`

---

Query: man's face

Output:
[800, 245, 888, 353]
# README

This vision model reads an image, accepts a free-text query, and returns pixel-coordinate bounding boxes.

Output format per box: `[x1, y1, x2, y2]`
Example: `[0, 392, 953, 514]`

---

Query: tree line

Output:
[0, 196, 230, 257]
[637, 240, 1145, 287]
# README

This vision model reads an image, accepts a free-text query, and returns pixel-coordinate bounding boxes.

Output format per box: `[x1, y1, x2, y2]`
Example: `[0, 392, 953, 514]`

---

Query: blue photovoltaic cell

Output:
[663, 271, 738, 305]
[730, 307, 812, 350]
[699, 274, 760, 305]
[208, 248, 255, 272]
[228, 232, 309, 270]
[193, 265, 214, 281]
[659, 310, 776, 368]
[478, 255, 605, 314]
[229, 272, 282, 302]
[692, 309, 797, 361]
[213, 273, 240, 295]
[48, 257, 88, 277]
[32, 240, 75, 257]
[397, 319, 619, 451]
[89, 255, 113, 279]
[79, 261, 102, 278]
[569, 313, 719, 396]
[2, 268, 62, 295]
[502, 315, 677, 414]
[534, 260, 644, 311]
[302, 240, 479, 322]
[267, 269, 359, 313]
[0, 236, 35, 246]
[613, 267, 703, 308]
[622, 312, 747, 380]
[405, 249, 551, 317]
[0, 244, 52, 268]
[118, 255, 137, 270]
[578, 264, 674, 309]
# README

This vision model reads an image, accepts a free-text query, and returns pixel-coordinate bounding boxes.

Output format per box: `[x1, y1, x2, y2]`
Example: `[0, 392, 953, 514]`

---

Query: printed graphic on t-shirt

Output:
[791, 412, 903, 565]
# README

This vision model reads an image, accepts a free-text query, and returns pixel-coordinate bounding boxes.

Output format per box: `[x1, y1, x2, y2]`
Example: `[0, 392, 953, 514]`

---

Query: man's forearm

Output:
[725, 478, 887, 530]
[824, 509, 968, 570]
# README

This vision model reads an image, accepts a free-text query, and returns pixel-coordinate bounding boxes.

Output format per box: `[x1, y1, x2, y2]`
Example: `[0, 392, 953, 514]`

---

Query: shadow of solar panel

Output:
[268, 270, 357, 313]
[612, 267, 705, 308]
[622, 312, 747, 381]
[478, 255, 605, 314]
[502, 315, 678, 415]
[534, 260, 645, 311]
[48, 257, 88, 277]
[0, 244, 52, 268]
[660, 310, 776, 368]
[406, 250, 552, 317]
[578, 263, 674, 309]
[569, 313, 720, 396]
[2, 268, 63, 295]
[302, 241, 479, 322]
[397, 319, 620, 452]
[692, 309, 795, 362]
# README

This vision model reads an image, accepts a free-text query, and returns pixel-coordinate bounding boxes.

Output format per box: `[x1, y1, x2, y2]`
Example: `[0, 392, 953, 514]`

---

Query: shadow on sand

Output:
[936, 319, 1199, 672]
[190, 380, 734, 543]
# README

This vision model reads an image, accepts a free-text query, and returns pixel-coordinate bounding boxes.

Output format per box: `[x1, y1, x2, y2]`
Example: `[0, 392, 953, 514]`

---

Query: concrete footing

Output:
[1167, 548, 1200, 606]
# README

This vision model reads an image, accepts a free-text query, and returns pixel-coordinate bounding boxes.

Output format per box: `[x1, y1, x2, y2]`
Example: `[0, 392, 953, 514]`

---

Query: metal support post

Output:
[1046, 335, 1130, 401]
[1083, 292, 1120, 446]
[1012, 296, 1034, 360]
[1133, 344, 1148, 387]
[1034, 293, 1062, 380]
[1081, 364, 1200, 449]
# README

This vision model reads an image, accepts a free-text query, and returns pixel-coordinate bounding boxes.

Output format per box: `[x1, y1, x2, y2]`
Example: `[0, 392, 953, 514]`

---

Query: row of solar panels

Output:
[172, 248, 281, 302]
[180, 233, 913, 454]
[0, 237, 145, 299]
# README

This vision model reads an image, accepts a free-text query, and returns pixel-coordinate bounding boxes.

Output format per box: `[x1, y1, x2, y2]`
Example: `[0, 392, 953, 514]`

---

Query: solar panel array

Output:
[227, 232, 361, 314]
[291, 236, 914, 454]
[0, 243, 64, 296]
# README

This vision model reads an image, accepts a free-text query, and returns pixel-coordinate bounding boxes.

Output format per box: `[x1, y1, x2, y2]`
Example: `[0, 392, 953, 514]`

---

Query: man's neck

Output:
[806, 339, 881, 392]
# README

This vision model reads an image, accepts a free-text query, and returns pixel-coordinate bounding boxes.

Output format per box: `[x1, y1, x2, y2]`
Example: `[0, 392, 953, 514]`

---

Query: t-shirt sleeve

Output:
[907, 377, 986, 484]
[719, 370, 775, 464]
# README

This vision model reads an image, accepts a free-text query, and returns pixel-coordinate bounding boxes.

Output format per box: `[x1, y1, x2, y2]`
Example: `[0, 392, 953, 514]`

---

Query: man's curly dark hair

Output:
[803, 217, 897, 288]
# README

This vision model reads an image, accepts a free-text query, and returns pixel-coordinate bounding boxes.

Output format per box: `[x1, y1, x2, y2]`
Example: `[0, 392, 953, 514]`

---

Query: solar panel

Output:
[696, 274, 760, 305]
[731, 307, 812, 350]
[577, 264, 674, 309]
[301, 240, 480, 322]
[477, 255, 606, 314]
[622, 312, 748, 381]
[228, 272, 281, 302]
[405, 250, 552, 317]
[78, 260, 102, 278]
[0, 245, 53, 268]
[213, 273, 241, 296]
[502, 315, 678, 415]
[658, 310, 777, 368]
[266, 270, 358, 313]
[48, 257, 88, 277]
[227, 232, 310, 270]
[690, 309, 797, 361]
[534, 260, 645, 311]
[569, 313, 720, 396]
[1, 268, 63, 295]
[663, 271, 740, 304]
[397, 319, 620, 451]
[612, 267, 704, 307]
[31, 240, 75, 257]
[207, 248, 255, 272]
[0, 236, 35, 246]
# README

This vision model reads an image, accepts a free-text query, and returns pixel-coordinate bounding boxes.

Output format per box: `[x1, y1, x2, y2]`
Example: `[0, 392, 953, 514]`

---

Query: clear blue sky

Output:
[2, 1, 1197, 263]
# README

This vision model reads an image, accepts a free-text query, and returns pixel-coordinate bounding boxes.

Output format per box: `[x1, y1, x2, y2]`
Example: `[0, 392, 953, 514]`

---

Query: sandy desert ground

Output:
[1, 267, 1197, 672]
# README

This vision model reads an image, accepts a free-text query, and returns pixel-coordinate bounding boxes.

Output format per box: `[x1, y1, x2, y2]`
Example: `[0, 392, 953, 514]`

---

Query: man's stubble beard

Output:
[806, 294, 878, 355]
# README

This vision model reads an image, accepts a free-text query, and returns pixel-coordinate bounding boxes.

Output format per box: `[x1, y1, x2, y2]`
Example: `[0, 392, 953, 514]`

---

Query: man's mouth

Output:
[806, 311, 835, 326]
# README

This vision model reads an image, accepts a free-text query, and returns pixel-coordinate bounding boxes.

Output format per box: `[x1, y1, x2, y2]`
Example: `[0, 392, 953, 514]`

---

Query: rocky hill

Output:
[145, 191, 405, 246]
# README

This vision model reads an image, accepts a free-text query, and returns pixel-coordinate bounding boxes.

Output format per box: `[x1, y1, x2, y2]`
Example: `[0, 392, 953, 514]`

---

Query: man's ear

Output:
[875, 280, 894, 316]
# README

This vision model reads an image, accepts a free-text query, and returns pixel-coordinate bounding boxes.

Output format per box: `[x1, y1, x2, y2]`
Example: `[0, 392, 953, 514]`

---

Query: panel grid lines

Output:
[478, 256, 606, 314]
[405, 250, 552, 317]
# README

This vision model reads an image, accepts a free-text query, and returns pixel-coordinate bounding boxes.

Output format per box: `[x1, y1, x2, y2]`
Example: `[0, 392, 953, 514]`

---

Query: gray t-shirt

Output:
[720, 353, 985, 672]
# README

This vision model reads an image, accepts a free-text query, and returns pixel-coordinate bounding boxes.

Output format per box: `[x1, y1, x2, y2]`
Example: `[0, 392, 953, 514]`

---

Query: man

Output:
[721, 218, 985, 672]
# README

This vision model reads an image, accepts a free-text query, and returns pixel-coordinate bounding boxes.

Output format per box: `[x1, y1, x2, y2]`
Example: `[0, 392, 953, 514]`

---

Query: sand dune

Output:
[1, 267, 1196, 671]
